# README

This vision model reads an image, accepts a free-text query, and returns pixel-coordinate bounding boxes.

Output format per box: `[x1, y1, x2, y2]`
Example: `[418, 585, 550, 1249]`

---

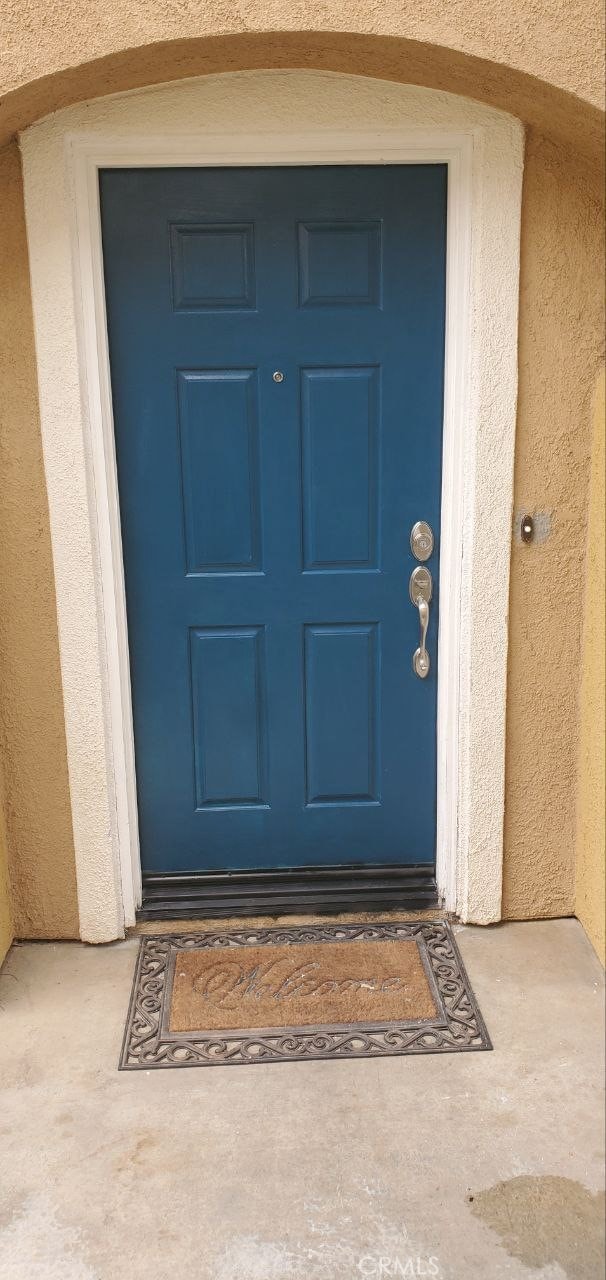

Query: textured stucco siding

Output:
[0, 3, 603, 160]
[575, 369, 605, 964]
[7, 0, 602, 104]
[0, 144, 79, 940]
[501, 135, 605, 920]
[0, 761, 13, 966]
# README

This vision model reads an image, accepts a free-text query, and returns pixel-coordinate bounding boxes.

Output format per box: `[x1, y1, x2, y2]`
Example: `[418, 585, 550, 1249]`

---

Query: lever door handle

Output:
[409, 566, 432, 679]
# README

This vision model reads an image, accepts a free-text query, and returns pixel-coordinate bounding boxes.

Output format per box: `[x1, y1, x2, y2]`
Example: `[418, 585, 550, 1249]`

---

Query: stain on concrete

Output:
[113, 1130, 159, 1173]
[0, 1193, 98, 1280]
[468, 1175, 605, 1280]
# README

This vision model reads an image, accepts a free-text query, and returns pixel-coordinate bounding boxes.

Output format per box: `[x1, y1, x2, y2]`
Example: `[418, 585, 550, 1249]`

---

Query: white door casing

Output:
[20, 71, 523, 941]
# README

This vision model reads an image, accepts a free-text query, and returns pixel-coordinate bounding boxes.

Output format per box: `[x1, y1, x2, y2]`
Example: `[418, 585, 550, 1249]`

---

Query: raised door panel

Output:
[170, 222, 256, 311]
[298, 221, 382, 307]
[301, 367, 379, 571]
[304, 623, 379, 805]
[177, 370, 261, 574]
[190, 626, 268, 808]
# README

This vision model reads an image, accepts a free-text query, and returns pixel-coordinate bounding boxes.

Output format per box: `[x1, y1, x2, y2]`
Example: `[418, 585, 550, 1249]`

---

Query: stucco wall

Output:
[7, 0, 602, 105]
[501, 134, 605, 920]
[0, 8, 603, 163]
[575, 369, 605, 964]
[0, 17, 603, 937]
[0, 143, 79, 940]
[0, 761, 13, 966]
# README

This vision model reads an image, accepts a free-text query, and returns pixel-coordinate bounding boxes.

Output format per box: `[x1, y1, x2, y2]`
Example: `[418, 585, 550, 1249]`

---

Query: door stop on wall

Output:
[521, 514, 534, 543]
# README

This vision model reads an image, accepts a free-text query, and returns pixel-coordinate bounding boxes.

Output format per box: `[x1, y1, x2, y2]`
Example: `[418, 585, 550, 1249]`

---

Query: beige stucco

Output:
[0, 143, 79, 940]
[0, 9, 603, 164]
[501, 135, 605, 921]
[0, 759, 13, 966]
[0, 7, 603, 938]
[575, 369, 605, 964]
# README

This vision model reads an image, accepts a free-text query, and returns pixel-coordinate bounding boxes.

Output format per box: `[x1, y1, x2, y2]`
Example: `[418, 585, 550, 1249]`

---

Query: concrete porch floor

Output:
[0, 919, 604, 1280]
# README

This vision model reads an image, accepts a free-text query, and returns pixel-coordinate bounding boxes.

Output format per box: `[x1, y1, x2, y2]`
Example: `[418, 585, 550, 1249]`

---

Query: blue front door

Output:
[100, 165, 446, 876]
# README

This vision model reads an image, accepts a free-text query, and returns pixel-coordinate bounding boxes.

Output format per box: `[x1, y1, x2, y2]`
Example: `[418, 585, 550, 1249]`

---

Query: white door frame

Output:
[21, 72, 523, 941]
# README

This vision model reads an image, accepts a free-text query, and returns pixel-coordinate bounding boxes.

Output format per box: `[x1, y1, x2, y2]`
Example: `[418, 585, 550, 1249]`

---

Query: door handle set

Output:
[409, 521, 434, 680]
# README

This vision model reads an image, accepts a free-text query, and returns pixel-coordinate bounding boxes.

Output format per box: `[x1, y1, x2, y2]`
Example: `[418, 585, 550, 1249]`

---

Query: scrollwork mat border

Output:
[119, 921, 492, 1069]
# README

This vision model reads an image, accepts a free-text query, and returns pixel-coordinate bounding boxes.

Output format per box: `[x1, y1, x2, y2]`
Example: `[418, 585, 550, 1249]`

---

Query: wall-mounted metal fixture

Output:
[520, 514, 534, 544]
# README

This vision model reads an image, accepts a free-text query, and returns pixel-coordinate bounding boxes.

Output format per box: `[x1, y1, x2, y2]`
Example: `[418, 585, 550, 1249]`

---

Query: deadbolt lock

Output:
[410, 520, 434, 562]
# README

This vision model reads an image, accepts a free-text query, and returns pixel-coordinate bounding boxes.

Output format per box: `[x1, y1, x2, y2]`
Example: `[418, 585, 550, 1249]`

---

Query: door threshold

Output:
[138, 864, 438, 921]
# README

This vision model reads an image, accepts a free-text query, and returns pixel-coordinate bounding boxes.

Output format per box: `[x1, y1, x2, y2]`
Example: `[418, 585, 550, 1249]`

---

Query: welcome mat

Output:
[120, 921, 491, 1069]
